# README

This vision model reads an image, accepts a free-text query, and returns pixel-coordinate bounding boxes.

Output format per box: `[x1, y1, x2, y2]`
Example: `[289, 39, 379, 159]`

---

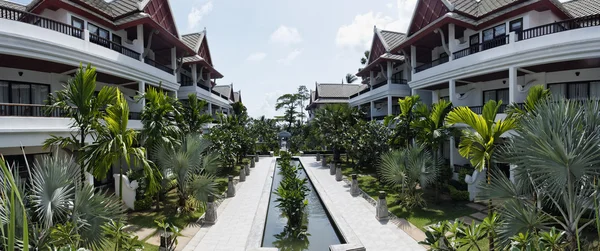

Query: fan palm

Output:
[154, 134, 220, 207]
[480, 99, 600, 250]
[378, 145, 439, 209]
[84, 90, 158, 198]
[44, 64, 117, 179]
[446, 100, 518, 250]
[2, 154, 123, 250]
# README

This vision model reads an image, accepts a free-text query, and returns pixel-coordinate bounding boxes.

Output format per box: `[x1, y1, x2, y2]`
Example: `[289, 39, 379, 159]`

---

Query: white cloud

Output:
[269, 25, 302, 46]
[335, 0, 417, 50]
[246, 52, 267, 61]
[188, 1, 213, 30]
[277, 49, 302, 65]
[386, 3, 394, 8]
[255, 90, 284, 118]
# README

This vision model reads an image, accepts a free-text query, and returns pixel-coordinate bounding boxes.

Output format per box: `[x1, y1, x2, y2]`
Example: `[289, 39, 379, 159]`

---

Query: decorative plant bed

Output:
[261, 158, 345, 250]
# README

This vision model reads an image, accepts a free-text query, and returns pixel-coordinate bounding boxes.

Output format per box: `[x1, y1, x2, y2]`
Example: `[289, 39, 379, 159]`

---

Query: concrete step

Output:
[470, 212, 488, 221]
[466, 202, 487, 211]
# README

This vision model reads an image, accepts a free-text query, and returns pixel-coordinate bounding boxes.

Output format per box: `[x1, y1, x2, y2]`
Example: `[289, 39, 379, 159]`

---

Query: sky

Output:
[11, 0, 419, 118]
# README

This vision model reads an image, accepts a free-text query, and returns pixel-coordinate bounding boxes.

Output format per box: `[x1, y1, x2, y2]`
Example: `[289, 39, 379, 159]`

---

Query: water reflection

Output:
[273, 224, 310, 251]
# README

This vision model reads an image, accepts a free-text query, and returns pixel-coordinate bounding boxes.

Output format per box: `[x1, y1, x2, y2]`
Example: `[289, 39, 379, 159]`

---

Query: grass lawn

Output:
[339, 161, 477, 230]
[127, 189, 205, 230]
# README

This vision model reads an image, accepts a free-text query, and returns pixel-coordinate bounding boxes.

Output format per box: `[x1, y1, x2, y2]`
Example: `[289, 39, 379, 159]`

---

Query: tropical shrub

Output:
[447, 185, 469, 201]
[134, 196, 153, 211]
[102, 220, 143, 251]
[378, 145, 439, 209]
[313, 104, 363, 162]
[346, 120, 389, 172]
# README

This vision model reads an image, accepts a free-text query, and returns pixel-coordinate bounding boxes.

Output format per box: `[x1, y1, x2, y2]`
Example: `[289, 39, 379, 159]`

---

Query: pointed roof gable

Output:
[181, 31, 213, 66]
[143, 0, 178, 37]
[368, 28, 407, 64]
[407, 0, 452, 36]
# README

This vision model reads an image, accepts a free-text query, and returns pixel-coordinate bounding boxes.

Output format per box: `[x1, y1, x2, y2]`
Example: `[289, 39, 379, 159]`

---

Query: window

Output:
[391, 71, 404, 83]
[548, 81, 600, 100]
[439, 52, 449, 64]
[71, 17, 83, 30]
[112, 34, 121, 45]
[483, 88, 509, 104]
[440, 96, 450, 101]
[469, 34, 479, 46]
[509, 18, 523, 33]
[0, 81, 8, 103]
[88, 23, 110, 46]
[0, 81, 51, 116]
[482, 24, 507, 50]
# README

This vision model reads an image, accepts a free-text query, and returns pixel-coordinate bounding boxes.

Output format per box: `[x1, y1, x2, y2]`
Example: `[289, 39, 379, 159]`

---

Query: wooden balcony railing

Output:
[89, 33, 140, 60]
[0, 103, 70, 117]
[0, 6, 83, 39]
[144, 57, 174, 74]
[516, 14, 600, 41]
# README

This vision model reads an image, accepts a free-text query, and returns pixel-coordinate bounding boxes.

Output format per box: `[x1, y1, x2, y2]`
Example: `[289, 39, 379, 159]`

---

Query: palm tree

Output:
[85, 90, 158, 198]
[44, 64, 117, 179]
[378, 145, 439, 209]
[275, 93, 301, 131]
[182, 93, 213, 134]
[345, 73, 357, 84]
[445, 100, 518, 250]
[154, 134, 220, 207]
[480, 99, 600, 249]
[506, 85, 551, 121]
[384, 95, 421, 148]
[140, 86, 182, 152]
[360, 50, 370, 65]
[1, 154, 123, 250]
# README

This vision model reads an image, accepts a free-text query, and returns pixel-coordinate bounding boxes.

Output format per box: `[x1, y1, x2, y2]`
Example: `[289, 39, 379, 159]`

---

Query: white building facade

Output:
[0, 0, 238, 185]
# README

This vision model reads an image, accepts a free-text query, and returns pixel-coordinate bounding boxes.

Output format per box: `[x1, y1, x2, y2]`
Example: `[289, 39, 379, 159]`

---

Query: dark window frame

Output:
[469, 34, 479, 46]
[547, 81, 599, 100]
[509, 18, 523, 33]
[112, 34, 122, 45]
[71, 16, 84, 29]
[482, 88, 509, 104]
[88, 23, 109, 39]
[440, 96, 450, 101]
[483, 23, 506, 42]
[0, 80, 51, 105]
[391, 71, 403, 83]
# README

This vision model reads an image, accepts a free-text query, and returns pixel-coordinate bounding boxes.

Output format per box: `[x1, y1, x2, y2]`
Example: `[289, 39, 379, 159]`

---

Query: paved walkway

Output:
[182, 157, 276, 251]
[299, 157, 425, 251]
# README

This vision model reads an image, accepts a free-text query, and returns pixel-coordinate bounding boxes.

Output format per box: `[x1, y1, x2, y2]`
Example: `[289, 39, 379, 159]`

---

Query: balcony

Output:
[349, 79, 408, 99]
[0, 6, 83, 39]
[467, 103, 522, 114]
[144, 57, 173, 74]
[415, 56, 449, 73]
[0, 103, 69, 117]
[516, 14, 600, 41]
[89, 34, 140, 60]
[453, 35, 510, 60]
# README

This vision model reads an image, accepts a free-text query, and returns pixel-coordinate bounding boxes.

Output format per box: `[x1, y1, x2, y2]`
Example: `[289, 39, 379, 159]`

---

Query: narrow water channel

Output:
[262, 159, 344, 250]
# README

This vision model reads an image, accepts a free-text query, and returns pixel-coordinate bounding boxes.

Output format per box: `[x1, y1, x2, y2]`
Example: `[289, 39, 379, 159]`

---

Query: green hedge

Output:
[448, 185, 469, 201]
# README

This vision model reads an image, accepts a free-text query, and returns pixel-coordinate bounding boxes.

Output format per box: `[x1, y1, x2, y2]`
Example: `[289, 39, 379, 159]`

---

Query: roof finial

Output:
[204, 27, 207, 34]
[374, 25, 377, 32]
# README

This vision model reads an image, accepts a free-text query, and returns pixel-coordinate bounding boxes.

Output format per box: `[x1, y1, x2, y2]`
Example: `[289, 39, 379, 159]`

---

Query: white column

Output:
[432, 90, 439, 104]
[136, 24, 144, 60]
[508, 66, 517, 104]
[386, 61, 393, 85]
[449, 79, 456, 104]
[369, 71, 374, 90]
[205, 72, 212, 87]
[387, 96, 393, 116]
[138, 81, 146, 107]
[448, 78, 457, 172]
[171, 47, 177, 75]
[191, 64, 197, 86]
[370, 101, 374, 120]
[411, 89, 417, 96]
[448, 23, 456, 61]
[410, 45, 417, 74]
[208, 102, 213, 116]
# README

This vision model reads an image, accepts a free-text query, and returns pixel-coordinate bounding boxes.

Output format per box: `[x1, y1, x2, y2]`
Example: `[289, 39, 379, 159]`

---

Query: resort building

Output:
[306, 82, 361, 120]
[0, 0, 233, 181]
[359, 0, 600, 195]
[352, 27, 432, 121]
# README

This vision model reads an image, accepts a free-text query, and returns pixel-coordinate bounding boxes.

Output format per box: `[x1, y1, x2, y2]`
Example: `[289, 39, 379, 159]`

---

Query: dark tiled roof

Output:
[182, 55, 204, 63]
[380, 53, 405, 61]
[213, 85, 231, 98]
[560, 0, 600, 18]
[181, 32, 204, 52]
[76, 0, 141, 18]
[379, 30, 406, 51]
[0, 0, 26, 11]
[449, 0, 520, 18]
[317, 83, 361, 98]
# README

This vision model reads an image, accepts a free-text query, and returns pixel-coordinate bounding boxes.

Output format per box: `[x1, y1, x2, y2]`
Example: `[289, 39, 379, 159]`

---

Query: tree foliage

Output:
[313, 104, 362, 162]
[346, 120, 389, 172]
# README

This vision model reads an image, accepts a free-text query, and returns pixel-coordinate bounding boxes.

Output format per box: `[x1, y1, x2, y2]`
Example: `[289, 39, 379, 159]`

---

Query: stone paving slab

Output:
[466, 203, 487, 211]
[470, 212, 488, 221]
[457, 216, 481, 225]
[299, 157, 424, 251]
[181, 157, 276, 251]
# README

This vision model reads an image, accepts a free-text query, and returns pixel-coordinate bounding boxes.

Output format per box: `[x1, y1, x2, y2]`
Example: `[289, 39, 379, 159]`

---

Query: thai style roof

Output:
[378, 29, 407, 51]
[212, 85, 231, 98]
[0, 0, 26, 11]
[233, 91, 241, 103]
[182, 32, 205, 53]
[316, 83, 361, 98]
[448, 0, 521, 18]
[560, 0, 600, 18]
